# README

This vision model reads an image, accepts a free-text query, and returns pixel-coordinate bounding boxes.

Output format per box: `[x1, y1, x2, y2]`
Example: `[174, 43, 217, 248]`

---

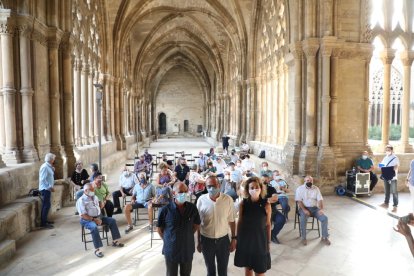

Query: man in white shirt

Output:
[197, 176, 237, 276]
[241, 154, 255, 173]
[379, 145, 400, 212]
[113, 167, 140, 214]
[213, 156, 227, 178]
[225, 162, 243, 185]
[295, 175, 330, 246]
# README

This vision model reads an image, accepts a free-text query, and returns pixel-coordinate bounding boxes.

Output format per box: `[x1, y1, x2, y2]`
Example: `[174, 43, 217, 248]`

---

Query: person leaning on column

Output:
[39, 153, 56, 229]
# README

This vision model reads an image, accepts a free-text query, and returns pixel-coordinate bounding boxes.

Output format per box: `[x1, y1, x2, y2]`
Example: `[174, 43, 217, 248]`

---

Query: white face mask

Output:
[87, 191, 95, 197]
[362, 155, 368, 160]
[123, 171, 130, 177]
[386, 151, 392, 156]
[225, 175, 230, 180]
[249, 188, 260, 199]
[263, 166, 268, 170]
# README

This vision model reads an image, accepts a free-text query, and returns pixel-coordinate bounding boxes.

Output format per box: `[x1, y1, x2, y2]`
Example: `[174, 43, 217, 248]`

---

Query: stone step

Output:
[0, 240, 15, 264]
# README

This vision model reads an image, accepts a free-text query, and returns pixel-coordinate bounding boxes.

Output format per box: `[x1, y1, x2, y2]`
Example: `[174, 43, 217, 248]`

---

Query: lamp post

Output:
[94, 83, 103, 172]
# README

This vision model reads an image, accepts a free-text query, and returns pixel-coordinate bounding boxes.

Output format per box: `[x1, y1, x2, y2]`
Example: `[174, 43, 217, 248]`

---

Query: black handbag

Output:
[380, 157, 396, 181]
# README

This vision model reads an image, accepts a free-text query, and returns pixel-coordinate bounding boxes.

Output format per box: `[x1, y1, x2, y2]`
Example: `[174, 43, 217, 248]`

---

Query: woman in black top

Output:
[70, 161, 90, 189]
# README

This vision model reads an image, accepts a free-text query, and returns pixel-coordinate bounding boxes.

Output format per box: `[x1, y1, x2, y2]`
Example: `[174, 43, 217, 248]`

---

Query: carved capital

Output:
[399, 51, 414, 67]
[289, 42, 303, 59]
[302, 39, 320, 58]
[380, 48, 395, 65]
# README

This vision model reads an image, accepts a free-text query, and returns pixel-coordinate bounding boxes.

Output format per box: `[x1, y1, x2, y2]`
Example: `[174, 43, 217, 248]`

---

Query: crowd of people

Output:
[36, 143, 414, 274]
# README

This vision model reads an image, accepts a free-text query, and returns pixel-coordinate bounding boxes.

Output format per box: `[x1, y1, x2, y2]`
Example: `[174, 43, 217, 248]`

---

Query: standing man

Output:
[379, 145, 400, 212]
[295, 175, 331, 246]
[157, 182, 201, 276]
[222, 134, 230, 154]
[356, 150, 378, 194]
[197, 176, 236, 276]
[113, 167, 140, 214]
[39, 153, 56, 229]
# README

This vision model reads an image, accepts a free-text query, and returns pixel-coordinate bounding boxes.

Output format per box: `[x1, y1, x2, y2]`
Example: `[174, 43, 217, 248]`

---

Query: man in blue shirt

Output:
[38, 153, 56, 229]
[157, 182, 201, 276]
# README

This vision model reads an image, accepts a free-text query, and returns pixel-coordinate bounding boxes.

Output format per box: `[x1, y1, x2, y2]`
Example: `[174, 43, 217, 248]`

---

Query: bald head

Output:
[173, 182, 188, 193]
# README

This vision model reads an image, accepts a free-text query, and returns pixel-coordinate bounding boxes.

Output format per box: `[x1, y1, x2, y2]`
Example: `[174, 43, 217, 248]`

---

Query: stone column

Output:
[266, 72, 272, 143]
[19, 27, 38, 162]
[283, 42, 303, 175]
[0, 32, 4, 154]
[73, 54, 82, 146]
[81, 57, 90, 145]
[48, 37, 64, 177]
[88, 61, 94, 144]
[380, 49, 395, 148]
[399, 51, 413, 152]
[255, 75, 263, 141]
[93, 68, 99, 142]
[271, 71, 278, 145]
[61, 39, 76, 174]
[0, 17, 20, 164]
[278, 65, 285, 145]
[299, 39, 319, 175]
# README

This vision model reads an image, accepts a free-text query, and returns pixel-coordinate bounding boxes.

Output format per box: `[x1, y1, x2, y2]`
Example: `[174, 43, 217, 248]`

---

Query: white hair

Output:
[45, 153, 56, 163]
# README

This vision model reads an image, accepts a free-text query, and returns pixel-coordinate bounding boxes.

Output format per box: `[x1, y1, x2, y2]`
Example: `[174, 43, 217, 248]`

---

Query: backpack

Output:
[258, 150, 265, 159]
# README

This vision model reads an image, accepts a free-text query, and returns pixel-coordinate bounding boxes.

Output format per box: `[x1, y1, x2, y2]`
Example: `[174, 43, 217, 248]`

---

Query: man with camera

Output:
[379, 145, 399, 212]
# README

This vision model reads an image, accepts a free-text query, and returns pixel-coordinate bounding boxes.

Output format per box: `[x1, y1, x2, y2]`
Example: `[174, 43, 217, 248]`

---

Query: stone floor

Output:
[0, 138, 414, 276]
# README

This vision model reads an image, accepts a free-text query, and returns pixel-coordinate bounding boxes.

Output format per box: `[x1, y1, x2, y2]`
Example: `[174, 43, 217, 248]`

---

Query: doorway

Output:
[159, 113, 167, 134]
[184, 120, 189, 132]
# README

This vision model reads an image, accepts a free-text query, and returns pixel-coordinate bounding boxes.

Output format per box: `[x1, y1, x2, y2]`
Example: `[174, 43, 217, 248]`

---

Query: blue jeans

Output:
[80, 217, 121, 249]
[278, 197, 290, 219]
[384, 179, 398, 207]
[200, 235, 230, 276]
[40, 190, 51, 226]
[299, 207, 329, 239]
[271, 210, 286, 239]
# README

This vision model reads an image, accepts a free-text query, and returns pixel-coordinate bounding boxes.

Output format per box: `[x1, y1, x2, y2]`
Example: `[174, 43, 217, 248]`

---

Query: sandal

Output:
[112, 241, 124, 247]
[94, 249, 104, 258]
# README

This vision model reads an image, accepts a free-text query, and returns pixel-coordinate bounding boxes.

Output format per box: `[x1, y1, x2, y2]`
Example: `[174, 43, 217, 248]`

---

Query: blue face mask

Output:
[175, 193, 187, 204]
[207, 186, 220, 197]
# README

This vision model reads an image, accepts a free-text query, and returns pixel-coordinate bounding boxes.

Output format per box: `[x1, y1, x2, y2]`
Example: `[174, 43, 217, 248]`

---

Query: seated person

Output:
[356, 150, 378, 193]
[134, 155, 151, 178]
[188, 164, 207, 204]
[220, 171, 237, 201]
[295, 175, 331, 246]
[174, 157, 190, 184]
[124, 177, 156, 233]
[197, 152, 209, 173]
[75, 163, 100, 201]
[226, 162, 243, 186]
[235, 159, 246, 175]
[113, 167, 140, 214]
[213, 156, 227, 178]
[242, 155, 255, 173]
[229, 149, 239, 164]
[93, 175, 114, 217]
[240, 141, 250, 156]
[70, 161, 89, 193]
[270, 170, 290, 220]
[201, 161, 217, 177]
[76, 183, 124, 258]
[155, 162, 175, 204]
[263, 176, 285, 244]
[259, 162, 272, 177]
[143, 149, 153, 164]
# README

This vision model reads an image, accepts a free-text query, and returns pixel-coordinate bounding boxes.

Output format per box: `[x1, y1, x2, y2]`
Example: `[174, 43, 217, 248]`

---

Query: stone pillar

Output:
[399, 51, 413, 152]
[271, 71, 278, 145]
[255, 76, 263, 141]
[317, 40, 336, 179]
[61, 39, 76, 174]
[19, 27, 38, 162]
[93, 68, 99, 142]
[48, 37, 64, 177]
[299, 39, 319, 176]
[266, 72, 272, 143]
[278, 65, 285, 145]
[0, 17, 20, 164]
[73, 55, 82, 146]
[88, 62, 94, 144]
[283, 42, 303, 174]
[81, 58, 90, 145]
[380, 49, 395, 148]
[245, 79, 255, 141]
[0, 34, 4, 154]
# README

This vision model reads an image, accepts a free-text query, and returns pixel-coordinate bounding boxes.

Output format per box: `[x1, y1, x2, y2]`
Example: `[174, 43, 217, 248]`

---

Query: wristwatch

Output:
[231, 236, 237, 240]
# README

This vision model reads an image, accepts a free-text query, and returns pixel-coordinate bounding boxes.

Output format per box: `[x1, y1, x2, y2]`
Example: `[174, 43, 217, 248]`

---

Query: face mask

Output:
[274, 176, 281, 181]
[140, 178, 146, 185]
[362, 155, 368, 160]
[386, 151, 392, 156]
[207, 186, 220, 197]
[305, 182, 312, 188]
[123, 171, 130, 177]
[87, 191, 95, 197]
[175, 193, 187, 204]
[225, 175, 230, 180]
[263, 166, 268, 170]
[249, 189, 260, 199]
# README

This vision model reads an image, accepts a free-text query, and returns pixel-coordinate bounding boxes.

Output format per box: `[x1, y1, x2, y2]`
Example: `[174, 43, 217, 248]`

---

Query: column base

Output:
[317, 146, 337, 180]
[2, 150, 22, 165]
[22, 147, 39, 162]
[0, 154, 6, 168]
[283, 142, 302, 175]
[397, 143, 413, 153]
[298, 145, 318, 176]
[116, 135, 126, 150]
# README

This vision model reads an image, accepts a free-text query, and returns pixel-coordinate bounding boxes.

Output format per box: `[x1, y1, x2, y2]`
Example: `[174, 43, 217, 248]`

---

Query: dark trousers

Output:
[384, 179, 398, 206]
[201, 235, 230, 276]
[271, 210, 286, 239]
[369, 172, 378, 191]
[40, 190, 51, 226]
[165, 257, 192, 276]
[80, 216, 121, 249]
[112, 187, 133, 208]
[103, 200, 114, 217]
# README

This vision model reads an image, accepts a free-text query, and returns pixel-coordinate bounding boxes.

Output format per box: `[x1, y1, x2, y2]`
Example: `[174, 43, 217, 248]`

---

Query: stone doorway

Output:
[184, 120, 189, 132]
[159, 113, 167, 134]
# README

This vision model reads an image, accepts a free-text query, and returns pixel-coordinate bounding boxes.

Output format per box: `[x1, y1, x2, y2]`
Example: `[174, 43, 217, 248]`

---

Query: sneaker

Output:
[271, 237, 280, 244]
[301, 239, 307, 246]
[321, 237, 331, 245]
[125, 225, 133, 234]
[114, 209, 123, 214]
[379, 203, 389, 209]
[75, 211, 79, 215]
[391, 206, 398, 213]
[40, 223, 54, 229]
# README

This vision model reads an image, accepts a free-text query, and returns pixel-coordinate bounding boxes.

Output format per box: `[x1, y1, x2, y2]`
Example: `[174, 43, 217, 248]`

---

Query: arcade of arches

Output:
[0, 0, 414, 257]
